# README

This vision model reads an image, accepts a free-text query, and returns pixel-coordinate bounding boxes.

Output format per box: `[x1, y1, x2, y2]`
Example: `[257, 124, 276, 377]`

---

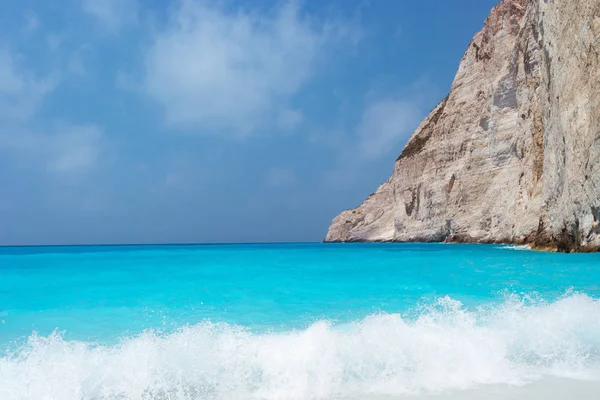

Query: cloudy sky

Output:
[1, 0, 497, 245]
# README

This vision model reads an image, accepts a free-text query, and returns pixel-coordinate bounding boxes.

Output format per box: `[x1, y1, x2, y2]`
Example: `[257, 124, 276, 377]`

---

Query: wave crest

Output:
[2, 294, 600, 399]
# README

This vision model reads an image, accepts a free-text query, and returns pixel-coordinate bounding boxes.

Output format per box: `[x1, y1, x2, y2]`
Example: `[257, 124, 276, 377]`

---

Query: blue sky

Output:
[0, 0, 498, 245]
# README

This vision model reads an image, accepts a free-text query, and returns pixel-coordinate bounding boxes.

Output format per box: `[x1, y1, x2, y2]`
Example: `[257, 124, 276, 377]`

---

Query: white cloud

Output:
[49, 125, 105, 174]
[82, 0, 138, 34]
[356, 99, 421, 159]
[0, 48, 57, 120]
[267, 167, 296, 188]
[278, 108, 304, 131]
[23, 11, 40, 34]
[0, 124, 106, 177]
[68, 44, 92, 76]
[0, 48, 104, 177]
[143, 1, 351, 135]
[46, 34, 63, 50]
[315, 86, 433, 190]
[116, 70, 141, 91]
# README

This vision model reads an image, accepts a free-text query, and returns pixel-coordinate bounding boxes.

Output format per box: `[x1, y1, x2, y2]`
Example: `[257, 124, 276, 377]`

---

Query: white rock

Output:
[325, 0, 600, 252]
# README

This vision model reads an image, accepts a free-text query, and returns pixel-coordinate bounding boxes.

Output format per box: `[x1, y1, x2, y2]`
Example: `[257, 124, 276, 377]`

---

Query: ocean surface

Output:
[1, 243, 600, 399]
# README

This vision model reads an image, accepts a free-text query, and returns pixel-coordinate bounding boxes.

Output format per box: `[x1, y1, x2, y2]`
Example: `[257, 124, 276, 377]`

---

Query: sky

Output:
[0, 0, 499, 245]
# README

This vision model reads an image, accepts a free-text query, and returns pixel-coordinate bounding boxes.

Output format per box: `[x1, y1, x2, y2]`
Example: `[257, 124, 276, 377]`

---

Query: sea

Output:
[1, 243, 600, 399]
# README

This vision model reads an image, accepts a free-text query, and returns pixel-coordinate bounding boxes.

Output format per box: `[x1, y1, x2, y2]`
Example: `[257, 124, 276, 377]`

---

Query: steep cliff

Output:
[325, 0, 600, 252]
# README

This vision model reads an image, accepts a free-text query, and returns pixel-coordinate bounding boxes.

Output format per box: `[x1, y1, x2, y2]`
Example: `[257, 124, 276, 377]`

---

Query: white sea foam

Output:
[500, 244, 532, 251]
[1, 294, 600, 400]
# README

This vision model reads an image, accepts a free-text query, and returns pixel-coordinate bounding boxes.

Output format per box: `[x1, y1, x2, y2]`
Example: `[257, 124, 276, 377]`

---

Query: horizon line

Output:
[0, 241, 327, 248]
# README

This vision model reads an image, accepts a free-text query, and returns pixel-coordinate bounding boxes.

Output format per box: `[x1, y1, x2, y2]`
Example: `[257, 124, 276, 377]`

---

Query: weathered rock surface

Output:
[325, 0, 600, 252]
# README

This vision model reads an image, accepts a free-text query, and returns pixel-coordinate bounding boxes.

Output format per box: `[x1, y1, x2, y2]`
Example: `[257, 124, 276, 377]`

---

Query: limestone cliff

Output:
[325, 0, 600, 252]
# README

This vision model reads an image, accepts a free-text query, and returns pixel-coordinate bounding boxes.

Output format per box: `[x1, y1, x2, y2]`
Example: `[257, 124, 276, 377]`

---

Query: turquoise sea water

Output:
[1, 243, 600, 399]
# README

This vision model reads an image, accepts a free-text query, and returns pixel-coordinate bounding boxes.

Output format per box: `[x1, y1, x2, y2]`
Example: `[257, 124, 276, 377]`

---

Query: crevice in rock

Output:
[447, 174, 457, 194]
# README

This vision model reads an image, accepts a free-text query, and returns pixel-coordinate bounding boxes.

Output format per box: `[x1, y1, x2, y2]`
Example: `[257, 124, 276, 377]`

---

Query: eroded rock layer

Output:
[326, 0, 600, 252]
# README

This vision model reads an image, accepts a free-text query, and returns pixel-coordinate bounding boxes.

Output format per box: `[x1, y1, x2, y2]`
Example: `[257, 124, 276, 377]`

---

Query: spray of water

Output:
[1, 294, 600, 400]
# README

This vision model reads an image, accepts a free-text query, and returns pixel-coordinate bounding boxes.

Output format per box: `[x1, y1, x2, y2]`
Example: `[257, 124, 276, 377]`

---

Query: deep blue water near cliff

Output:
[1, 243, 600, 399]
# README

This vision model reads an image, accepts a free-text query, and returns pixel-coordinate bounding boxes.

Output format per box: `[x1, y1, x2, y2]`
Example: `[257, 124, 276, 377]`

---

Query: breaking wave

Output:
[2, 294, 600, 400]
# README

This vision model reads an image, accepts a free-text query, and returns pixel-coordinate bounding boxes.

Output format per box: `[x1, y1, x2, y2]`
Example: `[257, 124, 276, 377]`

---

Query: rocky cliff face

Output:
[326, 0, 600, 252]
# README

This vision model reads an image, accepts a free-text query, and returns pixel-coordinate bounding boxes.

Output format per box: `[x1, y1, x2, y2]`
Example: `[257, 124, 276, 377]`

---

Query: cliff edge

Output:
[325, 0, 600, 252]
